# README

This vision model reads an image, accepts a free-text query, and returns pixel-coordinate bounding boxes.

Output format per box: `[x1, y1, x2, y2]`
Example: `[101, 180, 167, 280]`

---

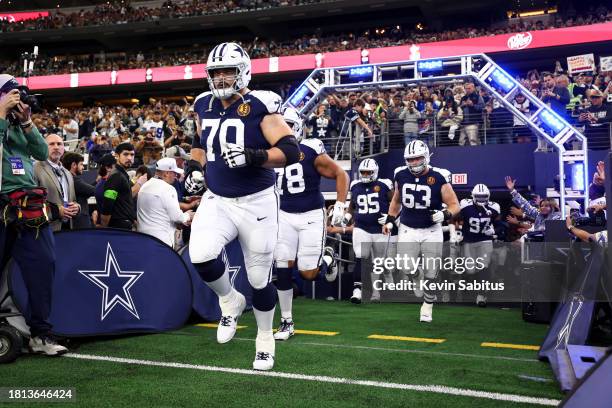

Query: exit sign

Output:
[452, 173, 468, 185]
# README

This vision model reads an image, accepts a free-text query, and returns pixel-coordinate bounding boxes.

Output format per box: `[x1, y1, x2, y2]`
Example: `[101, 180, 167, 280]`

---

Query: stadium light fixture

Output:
[489, 68, 516, 93]
[538, 109, 566, 134]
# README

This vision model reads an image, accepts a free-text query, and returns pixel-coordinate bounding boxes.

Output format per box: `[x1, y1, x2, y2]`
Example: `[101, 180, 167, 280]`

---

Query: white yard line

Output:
[65, 353, 560, 406]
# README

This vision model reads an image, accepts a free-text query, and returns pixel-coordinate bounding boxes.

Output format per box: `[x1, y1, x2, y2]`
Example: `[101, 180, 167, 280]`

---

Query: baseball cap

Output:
[156, 157, 184, 174]
[164, 145, 190, 160]
[590, 89, 604, 98]
[0, 74, 19, 94]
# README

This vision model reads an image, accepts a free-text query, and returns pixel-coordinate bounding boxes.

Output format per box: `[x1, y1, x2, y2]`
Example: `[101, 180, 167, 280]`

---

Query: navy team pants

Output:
[0, 222, 56, 337]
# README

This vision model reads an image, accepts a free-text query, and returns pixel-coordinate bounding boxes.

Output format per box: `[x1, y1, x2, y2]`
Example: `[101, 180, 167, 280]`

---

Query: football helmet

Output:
[471, 183, 490, 204]
[358, 158, 379, 183]
[404, 140, 430, 175]
[282, 106, 304, 141]
[206, 42, 251, 100]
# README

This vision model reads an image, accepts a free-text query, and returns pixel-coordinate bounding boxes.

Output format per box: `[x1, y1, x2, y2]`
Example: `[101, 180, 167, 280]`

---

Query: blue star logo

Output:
[222, 248, 241, 287]
[79, 243, 144, 321]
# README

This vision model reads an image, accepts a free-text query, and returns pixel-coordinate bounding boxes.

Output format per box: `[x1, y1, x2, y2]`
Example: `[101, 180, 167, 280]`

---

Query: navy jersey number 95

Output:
[192, 90, 282, 198]
[350, 178, 394, 234]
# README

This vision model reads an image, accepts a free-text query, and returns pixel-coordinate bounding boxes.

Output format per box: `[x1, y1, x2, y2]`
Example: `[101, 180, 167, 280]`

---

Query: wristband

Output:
[19, 119, 33, 130]
[385, 214, 396, 226]
[245, 148, 268, 167]
[443, 209, 452, 221]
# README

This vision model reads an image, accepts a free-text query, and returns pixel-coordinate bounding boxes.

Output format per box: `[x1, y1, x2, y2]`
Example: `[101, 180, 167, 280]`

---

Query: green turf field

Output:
[2, 299, 564, 407]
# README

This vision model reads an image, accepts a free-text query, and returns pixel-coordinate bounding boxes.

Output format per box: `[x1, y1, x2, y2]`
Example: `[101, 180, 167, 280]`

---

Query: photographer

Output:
[0, 74, 67, 355]
[399, 99, 420, 145]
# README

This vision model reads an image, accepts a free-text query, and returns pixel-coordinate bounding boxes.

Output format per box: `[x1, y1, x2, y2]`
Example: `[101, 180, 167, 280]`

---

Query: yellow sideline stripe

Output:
[368, 334, 446, 344]
[481, 342, 540, 351]
[293, 329, 339, 336]
[196, 323, 248, 329]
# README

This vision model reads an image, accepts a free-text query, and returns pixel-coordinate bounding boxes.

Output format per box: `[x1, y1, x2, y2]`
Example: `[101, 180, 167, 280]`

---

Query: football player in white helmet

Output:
[273, 105, 349, 340]
[383, 140, 459, 322]
[458, 183, 500, 307]
[346, 158, 397, 303]
[187, 42, 300, 371]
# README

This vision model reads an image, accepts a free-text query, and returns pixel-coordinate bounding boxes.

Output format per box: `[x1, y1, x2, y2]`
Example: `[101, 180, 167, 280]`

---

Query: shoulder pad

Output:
[301, 138, 326, 155]
[349, 179, 360, 190]
[431, 166, 451, 183]
[379, 178, 393, 190]
[249, 90, 282, 114]
[394, 165, 408, 178]
[489, 201, 501, 214]
[193, 91, 213, 110]
[460, 198, 473, 209]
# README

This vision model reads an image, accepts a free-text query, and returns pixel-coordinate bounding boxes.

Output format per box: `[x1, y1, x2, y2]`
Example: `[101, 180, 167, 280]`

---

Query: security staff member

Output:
[0, 74, 67, 355]
[100, 143, 141, 229]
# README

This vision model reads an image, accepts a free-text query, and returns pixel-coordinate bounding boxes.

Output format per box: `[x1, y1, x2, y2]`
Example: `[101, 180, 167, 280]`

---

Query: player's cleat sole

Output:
[419, 302, 433, 323]
[350, 288, 362, 304]
[217, 291, 247, 344]
[323, 246, 338, 282]
[273, 319, 295, 341]
[253, 352, 275, 371]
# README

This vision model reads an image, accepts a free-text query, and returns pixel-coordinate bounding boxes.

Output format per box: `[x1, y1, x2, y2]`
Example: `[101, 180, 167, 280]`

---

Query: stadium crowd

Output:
[0, 0, 329, 33]
[1, 6, 610, 77]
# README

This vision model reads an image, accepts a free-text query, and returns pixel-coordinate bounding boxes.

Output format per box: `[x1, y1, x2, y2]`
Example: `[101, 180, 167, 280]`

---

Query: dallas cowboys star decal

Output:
[222, 247, 241, 287]
[79, 243, 144, 321]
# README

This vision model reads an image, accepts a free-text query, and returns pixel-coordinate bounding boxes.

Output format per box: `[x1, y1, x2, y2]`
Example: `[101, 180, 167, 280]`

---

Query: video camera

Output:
[16, 86, 42, 113]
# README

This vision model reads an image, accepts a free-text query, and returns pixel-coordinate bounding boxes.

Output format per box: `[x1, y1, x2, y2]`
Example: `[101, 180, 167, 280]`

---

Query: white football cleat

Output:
[419, 302, 433, 323]
[350, 287, 362, 304]
[253, 332, 275, 371]
[323, 246, 338, 282]
[370, 289, 381, 302]
[29, 336, 68, 356]
[217, 290, 246, 344]
[273, 318, 295, 341]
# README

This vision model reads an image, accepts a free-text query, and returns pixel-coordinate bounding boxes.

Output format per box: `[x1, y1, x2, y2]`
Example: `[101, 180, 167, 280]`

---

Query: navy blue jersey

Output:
[350, 178, 395, 234]
[394, 166, 450, 228]
[192, 90, 282, 198]
[460, 199, 500, 243]
[275, 138, 325, 213]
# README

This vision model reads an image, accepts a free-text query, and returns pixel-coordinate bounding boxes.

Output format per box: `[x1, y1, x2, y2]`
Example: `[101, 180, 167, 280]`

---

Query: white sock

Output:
[253, 306, 275, 332]
[207, 273, 231, 298]
[277, 289, 293, 321]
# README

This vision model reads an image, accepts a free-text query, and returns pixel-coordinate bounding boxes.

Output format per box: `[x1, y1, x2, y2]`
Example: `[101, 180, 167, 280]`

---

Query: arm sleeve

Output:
[75, 178, 96, 197]
[100, 173, 121, 216]
[510, 189, 540, 220]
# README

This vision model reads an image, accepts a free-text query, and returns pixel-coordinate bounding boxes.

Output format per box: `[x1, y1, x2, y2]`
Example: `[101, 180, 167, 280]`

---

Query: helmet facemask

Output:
[359, 170, 375, 183]
[207, 67, 241, 100]
[406, 156, 428, 175]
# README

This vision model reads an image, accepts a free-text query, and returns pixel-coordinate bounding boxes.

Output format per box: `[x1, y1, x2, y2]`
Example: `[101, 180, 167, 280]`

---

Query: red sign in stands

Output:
[0, 11, 49, 23]
[16, 22, 612, 90]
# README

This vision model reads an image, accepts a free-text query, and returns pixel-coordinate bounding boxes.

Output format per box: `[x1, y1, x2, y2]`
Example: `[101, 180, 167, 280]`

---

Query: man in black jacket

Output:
[62, 152, 95, 228]
[459, 82, 485, 146]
